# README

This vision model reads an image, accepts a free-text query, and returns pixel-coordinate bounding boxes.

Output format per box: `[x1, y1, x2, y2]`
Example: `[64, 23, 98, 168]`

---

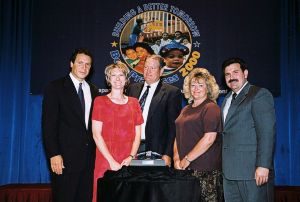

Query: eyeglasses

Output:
[166, 54, 184, 59]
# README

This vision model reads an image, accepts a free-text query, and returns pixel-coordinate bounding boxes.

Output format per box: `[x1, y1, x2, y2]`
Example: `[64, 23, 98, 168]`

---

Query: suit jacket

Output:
[221, 83, 276, 180]
[127, 81, 182, 157]
[42, 75, 99, 172]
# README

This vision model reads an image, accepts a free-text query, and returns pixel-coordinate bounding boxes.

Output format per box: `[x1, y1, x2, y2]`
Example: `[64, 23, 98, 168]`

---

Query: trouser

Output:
[51, 167, 94, 202]
[223, 177, 274, 202]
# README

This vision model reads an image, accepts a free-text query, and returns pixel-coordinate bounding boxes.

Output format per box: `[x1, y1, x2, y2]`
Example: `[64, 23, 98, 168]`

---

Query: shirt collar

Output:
[144, 80, 160, 89]
[233, 81, 248, 96]
[69, 72, 86, 89]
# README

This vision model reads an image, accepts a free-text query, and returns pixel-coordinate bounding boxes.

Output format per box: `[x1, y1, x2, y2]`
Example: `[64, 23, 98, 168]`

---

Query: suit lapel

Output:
[221, 93, 230, 124]
[147, 81, 165, 120]
[87, 82, 98, 131]
[221, 93, 230, 111]
[135, 83, 144, 98]
[225, 83, 251, 125]
[63, 76, 86, 126]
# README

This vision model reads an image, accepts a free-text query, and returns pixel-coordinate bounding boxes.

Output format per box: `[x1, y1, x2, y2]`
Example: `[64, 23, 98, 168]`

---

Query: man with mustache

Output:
[221, 57, 276, 202]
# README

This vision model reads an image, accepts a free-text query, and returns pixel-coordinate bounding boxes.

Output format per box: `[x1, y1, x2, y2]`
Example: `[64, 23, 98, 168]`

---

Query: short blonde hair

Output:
[183, 68, 219, 103]
[104, 61, 130, 87]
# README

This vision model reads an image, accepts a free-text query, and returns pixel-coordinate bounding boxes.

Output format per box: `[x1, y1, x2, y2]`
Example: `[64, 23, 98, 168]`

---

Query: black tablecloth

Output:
[97, 166, 201, 202]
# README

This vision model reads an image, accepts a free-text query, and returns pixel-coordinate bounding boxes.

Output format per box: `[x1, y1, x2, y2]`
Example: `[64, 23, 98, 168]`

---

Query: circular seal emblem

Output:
[120, 11, 192, 77]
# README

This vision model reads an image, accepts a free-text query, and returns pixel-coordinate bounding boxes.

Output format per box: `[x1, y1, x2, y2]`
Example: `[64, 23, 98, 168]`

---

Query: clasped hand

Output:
[174, 158, 190, 170]
[109, 156, 133, 171]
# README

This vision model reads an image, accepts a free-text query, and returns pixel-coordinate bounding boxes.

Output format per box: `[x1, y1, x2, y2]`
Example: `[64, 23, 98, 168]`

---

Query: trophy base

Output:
[130, 159, 165, 166]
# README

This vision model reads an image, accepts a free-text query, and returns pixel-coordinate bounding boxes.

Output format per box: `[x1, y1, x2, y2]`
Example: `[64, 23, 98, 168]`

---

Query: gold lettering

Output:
[179, 51, 201, 77]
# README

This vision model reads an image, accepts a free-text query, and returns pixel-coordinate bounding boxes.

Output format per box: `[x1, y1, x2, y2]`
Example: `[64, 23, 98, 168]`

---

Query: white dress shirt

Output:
[139, 80, 160, 140]
[223, 81, 248, 122]
[69, 73, 92, 129]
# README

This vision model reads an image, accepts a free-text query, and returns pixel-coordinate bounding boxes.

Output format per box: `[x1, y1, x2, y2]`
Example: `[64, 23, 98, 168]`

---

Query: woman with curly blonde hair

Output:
[174, 68, 223, 202]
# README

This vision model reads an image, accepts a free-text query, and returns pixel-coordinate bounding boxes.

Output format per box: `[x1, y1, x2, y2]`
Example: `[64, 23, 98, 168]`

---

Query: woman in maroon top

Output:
[174, 68, 223, 202]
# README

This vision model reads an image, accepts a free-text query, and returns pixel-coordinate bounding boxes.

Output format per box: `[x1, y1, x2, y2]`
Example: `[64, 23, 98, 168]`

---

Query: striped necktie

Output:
[139, 85, 150, 111]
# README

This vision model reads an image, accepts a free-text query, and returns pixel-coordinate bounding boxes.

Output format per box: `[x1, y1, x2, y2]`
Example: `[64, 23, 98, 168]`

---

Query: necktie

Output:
[231, 93, 237, 105]
[139, 85, 150, 111]
[78, 83, 85, 115]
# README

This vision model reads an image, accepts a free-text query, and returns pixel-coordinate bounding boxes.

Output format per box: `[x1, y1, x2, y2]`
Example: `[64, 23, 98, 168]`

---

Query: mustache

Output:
[229, 79, 238, 83]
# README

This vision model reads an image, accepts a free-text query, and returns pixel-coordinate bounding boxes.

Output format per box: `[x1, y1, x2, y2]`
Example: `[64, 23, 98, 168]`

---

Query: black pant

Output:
[51, 166, 94, 202]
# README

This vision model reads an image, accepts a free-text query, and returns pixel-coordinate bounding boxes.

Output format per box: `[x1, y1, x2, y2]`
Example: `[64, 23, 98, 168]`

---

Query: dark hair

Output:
[175, 31, 182, 35]
[70, 48, 93, 64]
[136, 19, 143, 24]
[133, 42, 154, 54]
[122, 46, 135, 54]
[222, 57, 247, 72]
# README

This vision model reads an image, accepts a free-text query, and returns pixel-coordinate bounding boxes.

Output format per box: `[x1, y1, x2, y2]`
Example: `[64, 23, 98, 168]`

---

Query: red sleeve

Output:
[92, 96, 104, 121]
[132, 97, 144, 125]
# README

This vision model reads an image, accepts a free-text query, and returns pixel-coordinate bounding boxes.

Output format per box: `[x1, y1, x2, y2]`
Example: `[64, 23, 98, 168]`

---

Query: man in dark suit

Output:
[221, 57, 276, 202]
[127, 55, 182, 166]
[42, 48, 99, 202]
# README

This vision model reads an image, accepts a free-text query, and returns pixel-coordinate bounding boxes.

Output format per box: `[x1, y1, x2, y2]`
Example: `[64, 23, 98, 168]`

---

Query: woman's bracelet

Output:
[129, 154, 134, 159]
[185, 155, 192, 163]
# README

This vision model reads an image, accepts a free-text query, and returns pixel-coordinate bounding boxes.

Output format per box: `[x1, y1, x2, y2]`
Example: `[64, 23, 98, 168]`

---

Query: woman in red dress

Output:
[91, 61, 143, 202]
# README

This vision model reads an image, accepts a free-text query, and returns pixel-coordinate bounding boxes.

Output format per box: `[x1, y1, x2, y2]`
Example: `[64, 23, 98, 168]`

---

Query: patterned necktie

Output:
[78, 83, 85, 115]
[139, 85, 150, 111]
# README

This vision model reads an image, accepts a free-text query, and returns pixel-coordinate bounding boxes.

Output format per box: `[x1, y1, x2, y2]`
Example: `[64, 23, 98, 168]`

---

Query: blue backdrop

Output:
[0, 0, 299, 185]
